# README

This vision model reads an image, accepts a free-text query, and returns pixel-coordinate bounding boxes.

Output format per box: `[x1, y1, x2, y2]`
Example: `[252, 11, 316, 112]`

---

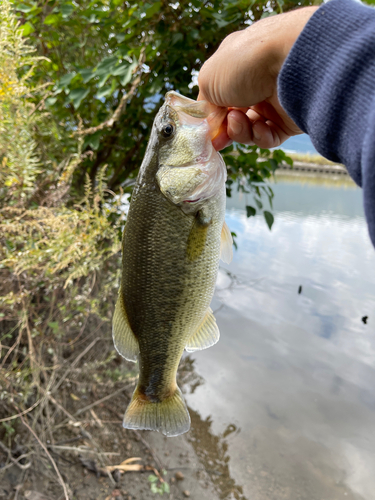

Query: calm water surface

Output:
[184, 174, 375, 500]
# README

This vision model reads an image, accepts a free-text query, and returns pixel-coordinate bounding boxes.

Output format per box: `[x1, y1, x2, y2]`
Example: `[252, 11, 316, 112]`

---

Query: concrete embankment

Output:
[278, 160, 348, 176]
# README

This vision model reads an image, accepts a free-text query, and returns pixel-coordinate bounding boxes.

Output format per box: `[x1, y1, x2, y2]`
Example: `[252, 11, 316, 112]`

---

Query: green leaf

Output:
[231, 231, 238, 250]
[45, 97, 57, 106]
[116, 33, 126, 43]
[95, 85, 113, 99]
[16, 3, 37, 13]
[212, 13, 232, 28]
[80, 68, 95, 83]
[61, 4, 74, 18]
[246, 205, 256, 217]
[69, 88, 90, 109]
[44, 14, 60, 25]
[162, 482, 170, 494]
[145, 2, 161, 18]
[58, 73, 75, 88]
[285, 155, 293, 166]
[21, 21, 35, 36]
[255, 198, 263, 209]
[150, 483, 159, 494]
[95, 56, 118, 76]
[172, 33, 183, 45]
[112, 62, 131, 76]
[268, 158, 278, 171]
[83, 132, 101, 151]
[148, 474, 158, 483]
[120, 61, 137, 86]
[97, 73, 110, 88]
[48, 321, 59, 333]
[264, 211, 274, 230]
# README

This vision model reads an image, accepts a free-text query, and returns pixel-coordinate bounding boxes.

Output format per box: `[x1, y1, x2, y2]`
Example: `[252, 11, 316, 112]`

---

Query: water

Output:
[183, 174, 375, 500]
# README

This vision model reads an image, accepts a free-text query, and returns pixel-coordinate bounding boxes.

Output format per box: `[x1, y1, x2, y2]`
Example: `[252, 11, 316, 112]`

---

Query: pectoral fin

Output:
[185, 307, 220, 352]
[220, 220, 233, 264]
[186, 211, 211, 262]
[112, 292, 139, 362]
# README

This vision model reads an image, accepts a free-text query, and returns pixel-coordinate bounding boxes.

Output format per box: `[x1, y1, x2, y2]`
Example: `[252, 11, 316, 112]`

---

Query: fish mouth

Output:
[165, 91, 227, 140]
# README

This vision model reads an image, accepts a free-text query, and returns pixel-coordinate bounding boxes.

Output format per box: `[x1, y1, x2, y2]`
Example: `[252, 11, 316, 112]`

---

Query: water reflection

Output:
[189, 408, 245, 500]
[178, 356, 245, 500]
[184, 176, 375, 500]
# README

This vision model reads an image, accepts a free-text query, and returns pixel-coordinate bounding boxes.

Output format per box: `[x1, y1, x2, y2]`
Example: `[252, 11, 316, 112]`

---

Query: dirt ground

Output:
[0, 332, 228, 500]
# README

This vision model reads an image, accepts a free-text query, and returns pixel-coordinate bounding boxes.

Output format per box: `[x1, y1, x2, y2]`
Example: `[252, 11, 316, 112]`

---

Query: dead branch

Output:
[77, 47, 146, 137]
[51, 337, 101, 394]
[0, 441, 32, 471]
[0, 398, 43, 423]
[47, 445, 120, 456]
[19, 413, 70, 500]
[45, 392, 116, 486]
[0, 322, 22, 369]
[74, 383, 135, 416]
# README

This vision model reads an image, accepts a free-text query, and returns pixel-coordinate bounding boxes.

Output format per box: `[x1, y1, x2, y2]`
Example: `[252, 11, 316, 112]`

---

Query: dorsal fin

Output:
[185, 307, 220, 352]
[112, 291, 139, 362]
[220, 220, 233, 264]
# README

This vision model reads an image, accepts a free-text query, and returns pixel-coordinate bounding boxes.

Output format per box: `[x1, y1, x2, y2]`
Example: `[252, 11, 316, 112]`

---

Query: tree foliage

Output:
[13, 0, 321, 210]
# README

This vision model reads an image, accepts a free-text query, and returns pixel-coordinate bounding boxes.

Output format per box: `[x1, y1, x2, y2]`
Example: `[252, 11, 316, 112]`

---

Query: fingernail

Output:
[229, 115, 243, 136]
[253, 122, 261, 141]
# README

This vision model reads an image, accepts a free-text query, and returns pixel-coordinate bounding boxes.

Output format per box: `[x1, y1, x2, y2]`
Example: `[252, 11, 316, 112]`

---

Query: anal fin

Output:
[112, 291, 139, 362]
[185, 307, 220, 352]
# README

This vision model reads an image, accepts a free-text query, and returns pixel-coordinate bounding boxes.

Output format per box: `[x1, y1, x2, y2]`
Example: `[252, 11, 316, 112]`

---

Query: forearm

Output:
[278, 0, 375, 245]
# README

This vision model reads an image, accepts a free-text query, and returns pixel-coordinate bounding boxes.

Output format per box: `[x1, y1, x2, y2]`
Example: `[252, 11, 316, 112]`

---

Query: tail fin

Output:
[123, 385, 190, 437]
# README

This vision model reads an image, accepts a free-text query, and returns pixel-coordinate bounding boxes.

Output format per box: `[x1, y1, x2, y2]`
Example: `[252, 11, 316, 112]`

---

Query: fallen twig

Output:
[104, 457, 143, 473]
[0, 322, 22, 369]
[74, 383, 134, 416]
[0, 442, 32, 471]
[47, 445, 120, 456]
[52, 337, 100, 393]
[19, 414, 70, 500]
[45, 392, 116, 486]
[0, 398, 43, 423]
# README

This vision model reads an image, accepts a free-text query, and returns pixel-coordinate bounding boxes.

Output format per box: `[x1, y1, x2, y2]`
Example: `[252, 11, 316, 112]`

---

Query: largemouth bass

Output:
[112, 91, 232, 437]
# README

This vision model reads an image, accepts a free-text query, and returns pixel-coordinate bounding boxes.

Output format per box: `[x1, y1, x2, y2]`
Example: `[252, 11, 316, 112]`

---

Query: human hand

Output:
[198, 6, 318, 150]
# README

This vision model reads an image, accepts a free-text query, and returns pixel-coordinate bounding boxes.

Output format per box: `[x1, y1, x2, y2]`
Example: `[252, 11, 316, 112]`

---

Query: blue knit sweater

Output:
[278, 0, 375, 247]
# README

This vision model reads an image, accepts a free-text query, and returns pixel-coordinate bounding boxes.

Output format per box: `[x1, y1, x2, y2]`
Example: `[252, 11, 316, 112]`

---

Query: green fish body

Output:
[112, 92, 232, 436]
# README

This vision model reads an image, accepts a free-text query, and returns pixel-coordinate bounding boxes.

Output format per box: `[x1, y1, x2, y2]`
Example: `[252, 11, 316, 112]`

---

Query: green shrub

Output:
[0, 0, 122, 409]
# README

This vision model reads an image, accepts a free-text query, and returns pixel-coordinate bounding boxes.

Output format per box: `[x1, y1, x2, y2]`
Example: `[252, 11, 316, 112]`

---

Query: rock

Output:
[183, 491, 190, 497]
[175, 471, 184, 481]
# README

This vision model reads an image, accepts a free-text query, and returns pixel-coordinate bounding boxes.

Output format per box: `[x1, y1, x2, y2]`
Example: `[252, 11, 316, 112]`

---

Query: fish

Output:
[112, 91, 232, 437]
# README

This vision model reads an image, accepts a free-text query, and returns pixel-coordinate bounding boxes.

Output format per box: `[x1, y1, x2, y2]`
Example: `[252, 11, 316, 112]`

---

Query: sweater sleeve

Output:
[278, 0, 375, 247]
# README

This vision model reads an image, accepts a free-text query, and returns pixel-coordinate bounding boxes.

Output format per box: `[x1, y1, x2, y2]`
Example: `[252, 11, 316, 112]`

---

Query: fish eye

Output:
[162, 123, 175, 138]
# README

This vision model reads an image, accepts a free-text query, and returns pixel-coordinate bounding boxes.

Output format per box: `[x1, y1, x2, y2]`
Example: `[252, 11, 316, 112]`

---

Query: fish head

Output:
[154, 91, 227, 212]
